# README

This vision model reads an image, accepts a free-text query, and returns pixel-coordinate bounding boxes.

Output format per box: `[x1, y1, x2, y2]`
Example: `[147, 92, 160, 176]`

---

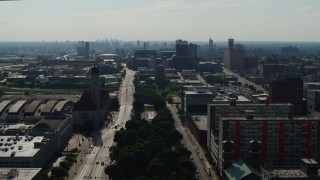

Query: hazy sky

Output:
[0, 0, 320, 41]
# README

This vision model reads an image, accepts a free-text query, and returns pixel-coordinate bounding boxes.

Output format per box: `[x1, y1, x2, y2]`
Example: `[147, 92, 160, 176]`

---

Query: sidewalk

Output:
[50, 134, 91, 179]
[67, 134, 91, 180]
[167, 103, 217, 180]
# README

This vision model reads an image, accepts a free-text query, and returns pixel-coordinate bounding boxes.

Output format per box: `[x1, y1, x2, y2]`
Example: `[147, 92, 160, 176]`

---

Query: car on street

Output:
[195, 171, 201, 179]
[205, 167, 211, 176]
[199, 153, 203, 160]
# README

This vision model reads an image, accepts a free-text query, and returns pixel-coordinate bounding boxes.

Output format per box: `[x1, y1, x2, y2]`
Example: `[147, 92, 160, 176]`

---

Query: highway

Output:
[74, 69, 135, 180]
[167, 103, 216, 180]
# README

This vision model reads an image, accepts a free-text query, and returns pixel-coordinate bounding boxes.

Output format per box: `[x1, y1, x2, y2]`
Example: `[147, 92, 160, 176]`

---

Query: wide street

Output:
[167, 103, 217, 180]
[74, 69, 135, 180]
[223, 67, 268, 94]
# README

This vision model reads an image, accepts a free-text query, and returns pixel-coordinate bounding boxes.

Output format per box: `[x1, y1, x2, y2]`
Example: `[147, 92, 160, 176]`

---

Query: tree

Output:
[51, 167, 67, 178]
[40, 173, 50, 180]
[110, 97, 120, 111]
[105, 164, 121, 178]
[166, 93, 173, 103]
[168, 130, 182, 145]
[60, 160, 72, 171]
[117, 152, 138, 177]
[133, 99, 144, 113]
[147, 158, 165, 177]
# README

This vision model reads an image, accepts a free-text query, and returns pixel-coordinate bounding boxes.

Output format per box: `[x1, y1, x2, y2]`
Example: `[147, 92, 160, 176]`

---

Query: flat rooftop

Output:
[0, 123, 33, 131]
[0, 168, 41, 180]
[302, 158, 318, 164]
[185, 90, 212, 95]
[220, 116, 319, 121]
[191, 115, 207, 131]
[212, 95, 251, 102]
[34, 118, 67, 130]
[209, 103, 293, 107]
[266, 168, 320, 178]
[0, 135, 44, 157]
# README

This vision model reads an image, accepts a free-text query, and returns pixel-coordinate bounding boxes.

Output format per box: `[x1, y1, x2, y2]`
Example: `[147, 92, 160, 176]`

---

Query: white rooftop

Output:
[0, 136, 44, 157]
[0, 123, 33, 131]
[0, 168, 41, 180]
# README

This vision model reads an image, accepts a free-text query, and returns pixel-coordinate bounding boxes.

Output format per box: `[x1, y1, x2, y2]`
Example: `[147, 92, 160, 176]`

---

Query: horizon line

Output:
[0, 40, 320, 43]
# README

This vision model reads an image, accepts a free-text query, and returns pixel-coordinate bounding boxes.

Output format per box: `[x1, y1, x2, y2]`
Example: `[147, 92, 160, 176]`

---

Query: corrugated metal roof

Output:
[25, 100, 42, 114]
[8, 100, 28, 114]
[41, 100, 58, 114]
[53, 100, 68, 112]
[0, 100, 12, 114]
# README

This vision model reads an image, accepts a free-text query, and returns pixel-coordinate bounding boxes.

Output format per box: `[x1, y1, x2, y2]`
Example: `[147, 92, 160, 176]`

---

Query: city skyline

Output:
[0, 0, 320, 42]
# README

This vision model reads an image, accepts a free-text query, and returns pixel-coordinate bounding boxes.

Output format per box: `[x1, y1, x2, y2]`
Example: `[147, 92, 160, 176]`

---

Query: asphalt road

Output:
[74, 69, 135, 180]
[167, 103, 217, 180]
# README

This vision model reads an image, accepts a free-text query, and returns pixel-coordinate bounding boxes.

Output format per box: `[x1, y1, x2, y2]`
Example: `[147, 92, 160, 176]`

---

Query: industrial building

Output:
[0, 98, 75, 122]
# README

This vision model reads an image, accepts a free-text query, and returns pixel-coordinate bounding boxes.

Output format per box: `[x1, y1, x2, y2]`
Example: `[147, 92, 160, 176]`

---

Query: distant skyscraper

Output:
[137, 40, 141, 48]
[170, 39, 198, 70]
[224, 38, 245, 71]
[76, 41, 90, 58]
[143, 42, 147, 49]
[188, 43, 198, 63]
[84, 41, 89, 58]
[175, 39, 189, 57]
[209, 38, 214, 49]
[175, 39, 197, 62]
[228, 38, 234, 50]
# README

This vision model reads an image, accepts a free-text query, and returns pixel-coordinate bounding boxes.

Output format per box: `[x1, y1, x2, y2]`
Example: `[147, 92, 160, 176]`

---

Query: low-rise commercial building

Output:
[197, 62, 220, 72]
[187, 115, 207, 147]
[0, 168, 42, 180]
[183, 85, 217, 114]
[0, 115, 72, 168]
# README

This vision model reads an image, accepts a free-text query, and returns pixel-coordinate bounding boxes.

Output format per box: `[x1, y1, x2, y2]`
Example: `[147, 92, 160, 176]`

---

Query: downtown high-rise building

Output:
[269, 77, 307, 115]
[223, 38, 245, 72]
[207, 102, 320, 176]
